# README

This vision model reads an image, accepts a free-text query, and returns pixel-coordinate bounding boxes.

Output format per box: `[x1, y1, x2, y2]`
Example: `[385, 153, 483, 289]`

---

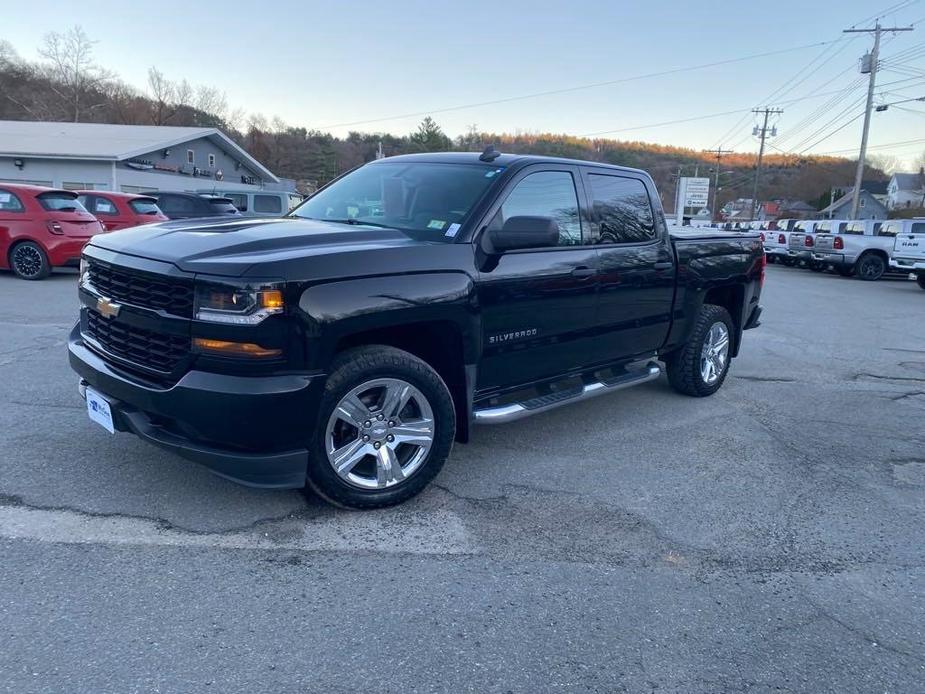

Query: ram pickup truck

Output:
[68, 151, 764, 508]
[813, 219, 895, 280]
[888, 218, 925, 290]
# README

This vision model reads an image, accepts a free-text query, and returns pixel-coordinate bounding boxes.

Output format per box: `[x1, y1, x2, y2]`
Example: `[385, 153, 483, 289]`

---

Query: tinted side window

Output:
[492, 171, 582, 246]
[912, 222, 925, 233]
[0, 189, 24, 212]
[94, 197, 118, 215]
[157, 195, 195, 214]
[226, 193, 248, 211]
[254, 195, 283, 213]
[588, 174, 655, 244]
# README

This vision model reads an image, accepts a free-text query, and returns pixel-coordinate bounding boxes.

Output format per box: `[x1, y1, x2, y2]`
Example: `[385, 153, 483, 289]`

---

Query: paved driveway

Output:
[0, 265, 922, 693]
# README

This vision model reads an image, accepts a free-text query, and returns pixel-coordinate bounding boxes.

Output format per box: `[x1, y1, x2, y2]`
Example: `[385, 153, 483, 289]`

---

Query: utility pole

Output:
[750, 108, 782, 221]
[672, 165, 683, 225]
[844, 21, 913, 218]
[706, 147, 732, 221]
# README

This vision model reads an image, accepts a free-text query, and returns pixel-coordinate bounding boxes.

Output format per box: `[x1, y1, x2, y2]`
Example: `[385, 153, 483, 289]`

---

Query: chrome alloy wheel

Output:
[324, 378, 435, 490]
[12, 244, 44, 278]
[700, 322, 730, 386]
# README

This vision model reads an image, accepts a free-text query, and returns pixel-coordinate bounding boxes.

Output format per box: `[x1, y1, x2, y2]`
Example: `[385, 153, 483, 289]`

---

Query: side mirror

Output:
[488, 216, 559, 252]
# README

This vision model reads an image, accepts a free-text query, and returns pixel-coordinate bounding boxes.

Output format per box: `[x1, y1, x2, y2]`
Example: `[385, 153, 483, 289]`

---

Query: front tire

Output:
[666, 304, 734, 397]
[9, 241, 50, 280]
[855, 253, 885, 281]
[305, 345, 455, 509]
[917, 273, 925, 291]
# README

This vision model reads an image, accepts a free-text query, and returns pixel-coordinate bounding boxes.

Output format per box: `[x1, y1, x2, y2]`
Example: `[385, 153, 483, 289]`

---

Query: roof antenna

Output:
[479, 144, 501, 162]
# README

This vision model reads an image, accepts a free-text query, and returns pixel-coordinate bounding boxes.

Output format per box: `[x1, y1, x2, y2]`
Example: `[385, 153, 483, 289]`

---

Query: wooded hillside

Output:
[0, 29, 885, 208]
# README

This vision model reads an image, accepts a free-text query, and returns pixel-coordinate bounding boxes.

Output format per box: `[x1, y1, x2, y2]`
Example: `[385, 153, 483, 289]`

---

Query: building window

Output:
[859, 197, 865, 208]
[208, 154, 215, 168]
[187, 149, 194, 165]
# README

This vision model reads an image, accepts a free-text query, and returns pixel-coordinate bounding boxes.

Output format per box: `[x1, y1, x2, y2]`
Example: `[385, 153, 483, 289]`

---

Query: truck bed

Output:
[669, 228, 760, 242]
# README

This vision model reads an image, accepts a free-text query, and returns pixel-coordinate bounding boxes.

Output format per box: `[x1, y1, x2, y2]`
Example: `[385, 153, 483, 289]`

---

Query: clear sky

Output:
[5, 0, 925, 166]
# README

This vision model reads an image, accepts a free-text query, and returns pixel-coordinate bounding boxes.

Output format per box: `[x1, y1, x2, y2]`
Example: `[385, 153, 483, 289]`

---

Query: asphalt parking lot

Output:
[0, 265, 923, 693]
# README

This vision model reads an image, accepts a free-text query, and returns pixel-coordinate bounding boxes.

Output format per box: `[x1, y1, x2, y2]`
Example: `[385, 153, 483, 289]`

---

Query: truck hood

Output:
[86, 217, 435, 276]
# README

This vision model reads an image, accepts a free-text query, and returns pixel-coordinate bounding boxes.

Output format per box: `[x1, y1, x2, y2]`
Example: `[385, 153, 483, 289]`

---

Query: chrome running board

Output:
[473, 362, 661, 425]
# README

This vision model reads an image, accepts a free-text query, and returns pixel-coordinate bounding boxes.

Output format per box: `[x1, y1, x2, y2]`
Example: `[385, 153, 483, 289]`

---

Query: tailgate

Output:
[894, 233, 925, 261]
[815, 234, 836, 252]
[789, 232, 807, 250]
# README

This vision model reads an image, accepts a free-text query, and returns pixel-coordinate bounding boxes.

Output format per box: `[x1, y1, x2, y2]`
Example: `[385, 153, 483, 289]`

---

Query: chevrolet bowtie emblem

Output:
[96, 296, 122, 319]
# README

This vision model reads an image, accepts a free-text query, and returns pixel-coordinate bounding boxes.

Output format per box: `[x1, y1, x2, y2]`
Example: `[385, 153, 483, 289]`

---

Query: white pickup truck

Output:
[888, 218, 925, 290]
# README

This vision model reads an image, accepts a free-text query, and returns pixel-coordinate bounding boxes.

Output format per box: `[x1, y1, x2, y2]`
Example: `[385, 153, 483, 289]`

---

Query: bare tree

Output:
[38, 26, 113, 122]
[868, 153, 901, 175]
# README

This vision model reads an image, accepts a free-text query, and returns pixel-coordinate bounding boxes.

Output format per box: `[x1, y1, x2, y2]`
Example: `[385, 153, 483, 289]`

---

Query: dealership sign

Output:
[681, 177, 710, 207]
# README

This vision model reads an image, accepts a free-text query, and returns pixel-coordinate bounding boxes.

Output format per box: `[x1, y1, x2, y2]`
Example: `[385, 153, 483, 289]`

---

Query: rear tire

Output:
[781, 257, 795, 267]
[304, 345, 455, 510]
[917, 273, 925, 291]
[666, 304, 734, 397]
[855, 252, 885, 281]
[9, 241, 50, 280]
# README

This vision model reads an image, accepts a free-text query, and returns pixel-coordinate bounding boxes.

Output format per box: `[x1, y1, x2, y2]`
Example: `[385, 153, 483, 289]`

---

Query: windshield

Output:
[290, 161, 503, 241]
[130, 199, 163, 215]
[37, 192, 88, 213]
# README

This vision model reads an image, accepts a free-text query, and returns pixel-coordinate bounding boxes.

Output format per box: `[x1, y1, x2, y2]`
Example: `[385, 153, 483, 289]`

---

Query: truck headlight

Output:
[194, 280, 285, 325]
[79, 257, 89, 288]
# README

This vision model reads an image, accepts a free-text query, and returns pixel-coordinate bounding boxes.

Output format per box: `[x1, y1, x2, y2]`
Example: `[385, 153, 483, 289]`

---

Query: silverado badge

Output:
[96, 296, 122, 319]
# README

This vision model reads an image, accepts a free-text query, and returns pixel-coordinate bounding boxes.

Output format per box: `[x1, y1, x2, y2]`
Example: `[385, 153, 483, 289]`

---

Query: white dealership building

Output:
[0, 120, 293, 194]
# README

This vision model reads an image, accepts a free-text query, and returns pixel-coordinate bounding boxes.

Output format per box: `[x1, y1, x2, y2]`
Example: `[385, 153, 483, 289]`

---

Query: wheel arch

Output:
[702, 284, 745, 357]
[330, 319, 474, 443]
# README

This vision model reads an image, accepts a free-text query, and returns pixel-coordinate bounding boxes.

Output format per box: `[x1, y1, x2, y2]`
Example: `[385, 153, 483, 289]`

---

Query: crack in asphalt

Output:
[0, 492, 310, 536]
[734, 375, 797, 383]
[853, 372, 925, 383]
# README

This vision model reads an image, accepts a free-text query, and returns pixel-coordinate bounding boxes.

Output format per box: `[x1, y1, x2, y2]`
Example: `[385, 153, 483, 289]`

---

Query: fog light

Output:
[192, 338, 281, 358]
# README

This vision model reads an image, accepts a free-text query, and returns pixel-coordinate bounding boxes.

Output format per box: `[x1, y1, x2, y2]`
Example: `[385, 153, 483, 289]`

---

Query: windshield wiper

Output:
[323, 218, 396, 229]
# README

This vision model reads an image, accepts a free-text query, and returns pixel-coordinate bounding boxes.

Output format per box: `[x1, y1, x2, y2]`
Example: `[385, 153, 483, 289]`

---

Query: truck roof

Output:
[377, 151, 650, 177]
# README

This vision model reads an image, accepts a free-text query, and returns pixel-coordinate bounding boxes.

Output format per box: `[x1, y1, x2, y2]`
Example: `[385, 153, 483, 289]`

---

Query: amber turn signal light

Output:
[192, 338, 281, 358]
[259, 289, 284, 310]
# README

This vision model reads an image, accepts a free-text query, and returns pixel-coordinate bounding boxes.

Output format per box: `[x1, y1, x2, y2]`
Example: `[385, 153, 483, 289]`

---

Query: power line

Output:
[314, 40, 840, 131]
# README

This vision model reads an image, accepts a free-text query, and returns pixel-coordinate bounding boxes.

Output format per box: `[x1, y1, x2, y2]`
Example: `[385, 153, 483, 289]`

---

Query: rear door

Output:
[475, 165, 600, 391]
[83, 194, 124, 231]
[581, 168, 675, 363]
[0, 188, 30, 261]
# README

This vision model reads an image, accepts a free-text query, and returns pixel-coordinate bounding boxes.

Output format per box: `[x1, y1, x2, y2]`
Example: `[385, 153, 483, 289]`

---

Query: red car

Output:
[0, 184, 105, 280]
[77, 190, 168, 231]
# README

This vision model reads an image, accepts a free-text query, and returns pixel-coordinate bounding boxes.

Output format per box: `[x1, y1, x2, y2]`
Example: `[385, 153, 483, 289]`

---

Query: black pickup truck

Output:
[69, 150, 764, 508]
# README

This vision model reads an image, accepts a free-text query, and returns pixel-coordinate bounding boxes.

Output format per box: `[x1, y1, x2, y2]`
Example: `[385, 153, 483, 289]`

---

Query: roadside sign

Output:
[682, 177, 710, 207]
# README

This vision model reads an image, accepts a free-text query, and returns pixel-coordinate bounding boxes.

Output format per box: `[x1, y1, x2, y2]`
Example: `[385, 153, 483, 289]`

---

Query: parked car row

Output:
[760, 217, 925, 290]
[1, 183, 300, 280]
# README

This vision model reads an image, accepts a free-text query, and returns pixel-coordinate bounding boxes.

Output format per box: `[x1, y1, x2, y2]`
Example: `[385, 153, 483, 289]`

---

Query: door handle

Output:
[653, 261, 673, 270]
[571, 266, 596, 279]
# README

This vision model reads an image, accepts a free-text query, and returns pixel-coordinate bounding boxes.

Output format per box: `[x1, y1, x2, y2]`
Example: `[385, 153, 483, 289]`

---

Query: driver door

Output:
[474, 165, 600, 392]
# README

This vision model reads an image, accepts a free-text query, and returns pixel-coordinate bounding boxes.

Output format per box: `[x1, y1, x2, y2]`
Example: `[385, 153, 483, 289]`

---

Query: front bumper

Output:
[69, 323, 323, 488]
